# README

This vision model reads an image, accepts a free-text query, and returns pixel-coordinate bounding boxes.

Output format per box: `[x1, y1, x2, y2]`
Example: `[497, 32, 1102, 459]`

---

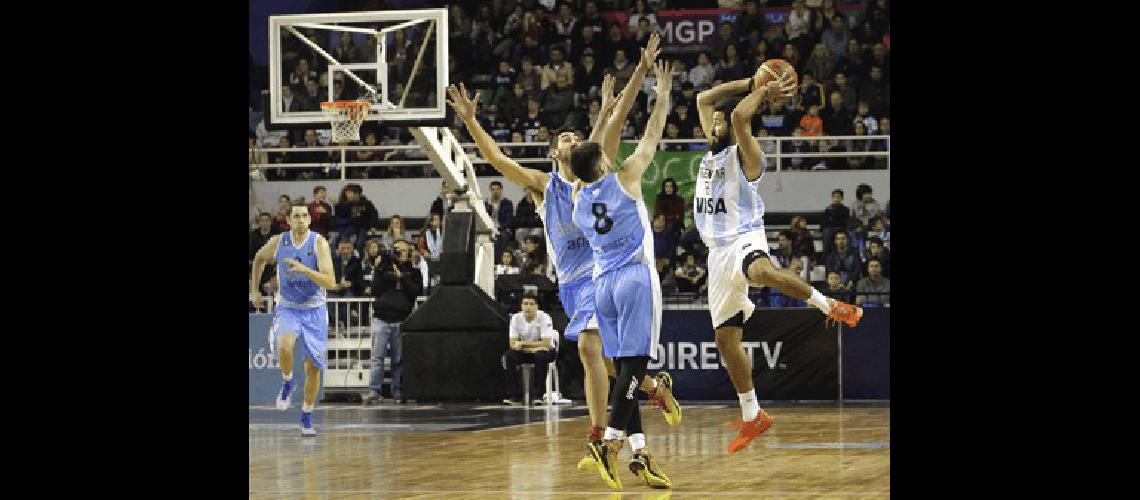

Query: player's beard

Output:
[709, 133, 731, 155]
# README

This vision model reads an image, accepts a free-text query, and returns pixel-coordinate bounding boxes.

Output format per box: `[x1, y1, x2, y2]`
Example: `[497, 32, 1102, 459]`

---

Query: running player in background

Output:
[569, 59, 677, 491]
[693, 69, 864, 453]
[250, 200, 337, 437]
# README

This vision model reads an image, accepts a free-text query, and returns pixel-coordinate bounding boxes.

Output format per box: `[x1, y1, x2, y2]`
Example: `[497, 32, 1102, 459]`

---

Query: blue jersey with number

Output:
[571, 173, 653, 277]
[275, 230, 325, 309]
[538, 171, 593, 283]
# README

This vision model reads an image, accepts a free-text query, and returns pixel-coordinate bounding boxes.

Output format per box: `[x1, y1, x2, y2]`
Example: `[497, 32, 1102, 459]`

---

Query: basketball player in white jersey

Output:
[250, 201, 337, 436]
[693, 70, 864, 453]
[446, 34, 679, 486]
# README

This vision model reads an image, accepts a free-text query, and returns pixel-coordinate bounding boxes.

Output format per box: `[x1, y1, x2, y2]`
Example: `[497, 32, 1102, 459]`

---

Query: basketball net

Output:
[320, 100, 373, 143]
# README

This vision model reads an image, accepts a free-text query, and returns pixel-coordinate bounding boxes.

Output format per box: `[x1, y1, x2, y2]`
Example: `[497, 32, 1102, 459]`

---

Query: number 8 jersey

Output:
[693, 144, 767, 248]
[571, 173, 654, 278]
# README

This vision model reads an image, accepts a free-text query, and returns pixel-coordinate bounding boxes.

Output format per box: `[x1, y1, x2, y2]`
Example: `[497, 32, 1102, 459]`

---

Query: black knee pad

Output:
[623, 357, 649, 400]
[608, 356, 651, 431]
[741, 249, 770, 278]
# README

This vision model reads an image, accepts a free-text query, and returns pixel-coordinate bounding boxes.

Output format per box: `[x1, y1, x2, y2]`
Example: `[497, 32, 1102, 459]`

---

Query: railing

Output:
[248, 135, 890, 179]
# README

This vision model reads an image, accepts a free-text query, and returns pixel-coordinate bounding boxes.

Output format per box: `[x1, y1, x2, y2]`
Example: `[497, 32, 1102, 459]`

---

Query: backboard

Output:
[267, 9, 448, 128]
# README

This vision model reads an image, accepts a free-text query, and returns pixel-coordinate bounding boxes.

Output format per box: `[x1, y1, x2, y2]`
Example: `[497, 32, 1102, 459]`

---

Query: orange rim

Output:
[320, 101, 371, 109]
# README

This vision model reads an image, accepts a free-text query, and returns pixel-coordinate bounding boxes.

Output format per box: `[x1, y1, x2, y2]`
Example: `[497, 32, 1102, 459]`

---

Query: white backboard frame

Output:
[268, 9, 448, 125]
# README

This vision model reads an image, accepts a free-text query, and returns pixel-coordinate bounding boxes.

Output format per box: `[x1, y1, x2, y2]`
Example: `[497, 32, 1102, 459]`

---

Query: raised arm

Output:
[695, 77, 752, 140]
[447, 83, 549, 194]
[602, 33, 661, 160]
[733, 70, 796, 181]
[588, 75, 621, 144]
[618, 60, 674, 193]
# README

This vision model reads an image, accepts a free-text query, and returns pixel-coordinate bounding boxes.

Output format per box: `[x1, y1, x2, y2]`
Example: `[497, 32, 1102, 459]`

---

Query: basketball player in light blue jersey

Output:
[568, 60, 677, 491]
[693, 67, 864, 452]
[447, 35, 679, 490]
[250, 200, 337, 437]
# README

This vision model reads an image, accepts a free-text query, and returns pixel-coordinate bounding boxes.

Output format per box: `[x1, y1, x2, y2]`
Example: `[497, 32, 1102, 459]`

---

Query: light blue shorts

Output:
[270, 305, 328, 369]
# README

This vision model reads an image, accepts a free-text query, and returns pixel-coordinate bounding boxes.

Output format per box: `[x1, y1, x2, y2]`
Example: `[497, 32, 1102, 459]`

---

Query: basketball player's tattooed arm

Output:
[446, 83, 549, 195]
[600, 33, 661, 159]
[695, 78, 752, 140]
[249, 235, 282, 311]
[283, 235, 338, 290]
[618, 60, 675, 194]
[733, 73, 796, 181]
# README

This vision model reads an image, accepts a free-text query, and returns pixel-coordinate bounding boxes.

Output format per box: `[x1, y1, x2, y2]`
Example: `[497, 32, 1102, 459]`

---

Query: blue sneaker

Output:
[300, 412, 316, 437]
[276, 379, 293, 410]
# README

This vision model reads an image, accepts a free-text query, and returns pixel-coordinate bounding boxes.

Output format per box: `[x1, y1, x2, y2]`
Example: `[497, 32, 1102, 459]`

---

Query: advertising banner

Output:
[653, 308, 838, 400]
[841, 307, 890, 399]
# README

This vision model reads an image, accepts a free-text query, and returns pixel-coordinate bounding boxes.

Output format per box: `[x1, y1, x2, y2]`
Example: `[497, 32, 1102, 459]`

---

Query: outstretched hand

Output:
[598, 74, 623, 116]
[637, 33, 662, 72]
[652, 60, 675, 96]
[445, 83, 482, 121]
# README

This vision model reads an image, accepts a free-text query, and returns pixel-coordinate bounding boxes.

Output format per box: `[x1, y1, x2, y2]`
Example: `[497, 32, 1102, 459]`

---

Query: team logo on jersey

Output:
[694, 197, 727, 214]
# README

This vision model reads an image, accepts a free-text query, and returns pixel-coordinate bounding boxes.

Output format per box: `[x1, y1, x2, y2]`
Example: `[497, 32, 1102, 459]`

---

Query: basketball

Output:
[753, 59, 798, 100]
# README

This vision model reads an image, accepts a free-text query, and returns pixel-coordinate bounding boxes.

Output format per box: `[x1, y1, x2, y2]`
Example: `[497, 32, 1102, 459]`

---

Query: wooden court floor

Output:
[249, 403, 889, 498]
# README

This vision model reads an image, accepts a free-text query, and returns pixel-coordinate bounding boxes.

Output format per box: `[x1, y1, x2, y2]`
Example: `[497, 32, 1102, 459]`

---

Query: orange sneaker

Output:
[826, 299, 863, 328]
[726, 409, 773, 453]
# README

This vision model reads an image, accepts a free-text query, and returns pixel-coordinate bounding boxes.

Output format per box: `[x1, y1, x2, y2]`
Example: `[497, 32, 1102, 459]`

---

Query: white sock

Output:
[302, 403, 314, 413]
[738, 390, 760, 421]
[283, 372, 293, 382]
[603, 427, 625, 441]
[807, 288, 832, 314]
[629, 433, 646, 453]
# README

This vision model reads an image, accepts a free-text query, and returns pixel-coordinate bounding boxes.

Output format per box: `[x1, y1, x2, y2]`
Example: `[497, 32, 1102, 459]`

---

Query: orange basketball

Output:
[753, 59, 798, 99]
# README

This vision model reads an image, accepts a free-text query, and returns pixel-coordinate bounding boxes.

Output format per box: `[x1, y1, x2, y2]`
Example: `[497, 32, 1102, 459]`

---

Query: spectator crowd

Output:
[249, 0, 890, 178]
[251, 177, 890, 312]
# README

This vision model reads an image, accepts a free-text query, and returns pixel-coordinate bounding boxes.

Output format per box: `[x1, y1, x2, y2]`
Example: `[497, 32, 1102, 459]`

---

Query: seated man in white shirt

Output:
[501, 292, 559, 405]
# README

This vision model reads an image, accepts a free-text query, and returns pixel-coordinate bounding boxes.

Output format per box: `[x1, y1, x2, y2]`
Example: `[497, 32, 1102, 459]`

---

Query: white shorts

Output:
[706, 230, 770, 329]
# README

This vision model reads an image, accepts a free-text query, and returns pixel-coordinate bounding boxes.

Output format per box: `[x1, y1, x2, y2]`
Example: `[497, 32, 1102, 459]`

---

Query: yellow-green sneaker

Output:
[649, 372, 682, 426]
[629, 450, 671, 488]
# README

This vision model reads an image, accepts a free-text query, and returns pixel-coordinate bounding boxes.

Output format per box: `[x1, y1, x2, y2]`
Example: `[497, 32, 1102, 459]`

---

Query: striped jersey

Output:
[693, 144, 766, 247]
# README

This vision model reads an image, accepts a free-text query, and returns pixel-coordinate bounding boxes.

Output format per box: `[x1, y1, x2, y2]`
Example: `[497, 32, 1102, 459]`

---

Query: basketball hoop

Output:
[320, 100, 372, 143]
